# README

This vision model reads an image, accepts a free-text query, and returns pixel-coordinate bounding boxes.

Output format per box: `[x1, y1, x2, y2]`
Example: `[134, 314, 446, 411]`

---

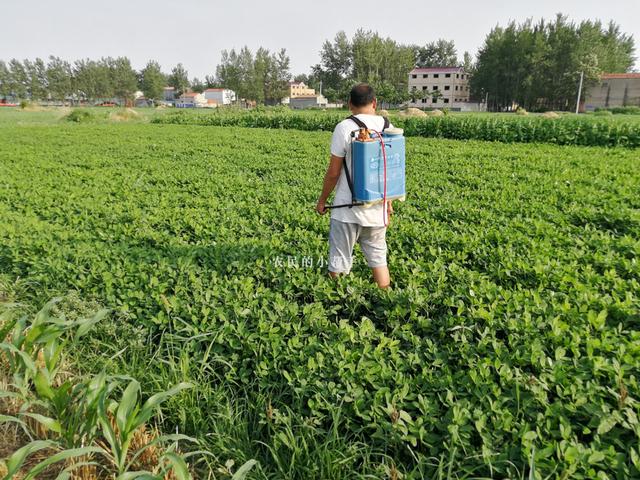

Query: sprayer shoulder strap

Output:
[347, 114, 367, 130]
[346, 114, 390, 131]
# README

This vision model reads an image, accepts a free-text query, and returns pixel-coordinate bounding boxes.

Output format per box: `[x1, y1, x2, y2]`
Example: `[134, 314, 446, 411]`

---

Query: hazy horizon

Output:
[2, 0, 638, 80]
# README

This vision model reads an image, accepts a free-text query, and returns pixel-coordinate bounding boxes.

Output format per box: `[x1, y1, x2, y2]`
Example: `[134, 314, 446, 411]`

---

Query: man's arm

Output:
[316, 154, 344, 215]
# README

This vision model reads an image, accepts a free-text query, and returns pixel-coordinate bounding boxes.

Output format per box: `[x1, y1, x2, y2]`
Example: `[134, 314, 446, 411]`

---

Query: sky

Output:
[1, 0, 638, 80]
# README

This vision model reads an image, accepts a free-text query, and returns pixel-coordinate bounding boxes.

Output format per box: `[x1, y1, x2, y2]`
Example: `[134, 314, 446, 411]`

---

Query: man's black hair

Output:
[349, 83, 375, 107]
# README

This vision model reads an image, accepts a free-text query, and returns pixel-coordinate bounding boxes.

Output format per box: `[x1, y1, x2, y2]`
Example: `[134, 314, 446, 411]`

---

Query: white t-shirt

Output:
[329, 114, 392, 227]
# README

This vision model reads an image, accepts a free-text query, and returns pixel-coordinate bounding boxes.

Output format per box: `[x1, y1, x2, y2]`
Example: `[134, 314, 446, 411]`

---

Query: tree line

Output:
[0, 14, 636, 110]
[472, 15, 636, 111]
[0, 50, 292, 105]
[300, 30, 474, 105]
[0, 33, 471, 106]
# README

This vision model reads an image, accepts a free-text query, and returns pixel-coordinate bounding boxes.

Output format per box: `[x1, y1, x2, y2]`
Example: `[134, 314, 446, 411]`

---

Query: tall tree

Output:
[313, 30, 414, 103]
[0, 61, 10, 98]
[216, 47, 290, 104]
[216, 49, 242, 95]
[190, 77, 205, 93]
[109, 57, 137, 105]
[269, 48, 291, 103]
[8, 59, 28, 99]
[168, 63, 189, 97]
[315, 31, 353, 102]
[140, 60, 165, 103]
[415, 39, 458, 67]
[204, 74, 217, 88]
[24, 58, 48, 100]
[462, 51, 474, 72]
[471, 15, 636, 111]
[238, 47, 255, 100]
[46, 56, 73, 102]
[74, 58, 113, 102]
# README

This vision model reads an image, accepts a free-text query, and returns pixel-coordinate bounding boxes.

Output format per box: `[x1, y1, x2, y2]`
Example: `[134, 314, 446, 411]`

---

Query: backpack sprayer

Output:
[327, 115, 406, 226]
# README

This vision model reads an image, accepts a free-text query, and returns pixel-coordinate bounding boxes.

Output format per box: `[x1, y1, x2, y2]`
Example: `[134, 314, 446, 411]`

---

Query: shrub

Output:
[65, 109, 96, 123]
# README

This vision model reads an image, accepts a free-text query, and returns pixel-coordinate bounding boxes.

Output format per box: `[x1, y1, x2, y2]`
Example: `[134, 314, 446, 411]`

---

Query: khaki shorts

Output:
[328, 218, 387, 273]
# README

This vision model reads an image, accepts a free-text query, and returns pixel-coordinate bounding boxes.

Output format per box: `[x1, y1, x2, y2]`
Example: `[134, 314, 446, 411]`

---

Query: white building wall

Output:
[408, 68, 471, 109]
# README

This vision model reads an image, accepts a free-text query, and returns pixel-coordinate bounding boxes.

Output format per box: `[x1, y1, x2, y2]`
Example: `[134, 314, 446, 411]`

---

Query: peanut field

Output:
[0, 109, 639, 479]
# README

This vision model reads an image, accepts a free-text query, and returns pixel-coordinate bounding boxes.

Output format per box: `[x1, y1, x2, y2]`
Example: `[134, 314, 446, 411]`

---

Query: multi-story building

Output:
[408, 67, 471, 109]
[584, 73, 640, 111]
[289, 81, 315, 98]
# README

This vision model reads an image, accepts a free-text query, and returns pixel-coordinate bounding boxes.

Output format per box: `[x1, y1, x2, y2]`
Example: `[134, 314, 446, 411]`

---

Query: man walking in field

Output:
[316, 83, 394, 288]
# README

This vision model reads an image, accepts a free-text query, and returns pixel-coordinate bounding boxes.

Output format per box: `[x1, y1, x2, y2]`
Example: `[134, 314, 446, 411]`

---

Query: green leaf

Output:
[231, 459, 258, 480]
[163, 452, 191, 480]
[0, 342, 37, 373]
[24, 446, 104, 480]
[0, 414, 29, 433]
[21, 412, 62, 433]
[588, 450, 605, 464]
[116, 472, 160, 480]
[4, 440, 56, 479]
[116, 379, 140, 435]
[74, 309, 109, 341]
[597, 415, 616, 435]
[127, 434, 195, 467]
[137, 382, 192, 426]
[34, 369, 55, 401]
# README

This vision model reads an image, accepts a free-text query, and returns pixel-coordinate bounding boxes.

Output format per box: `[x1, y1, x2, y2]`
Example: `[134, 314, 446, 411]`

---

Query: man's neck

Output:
[350, 106, 376, 116]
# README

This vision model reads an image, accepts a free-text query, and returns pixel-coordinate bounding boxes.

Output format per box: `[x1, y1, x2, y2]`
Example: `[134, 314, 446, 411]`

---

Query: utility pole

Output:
[575, 71, 584, 114]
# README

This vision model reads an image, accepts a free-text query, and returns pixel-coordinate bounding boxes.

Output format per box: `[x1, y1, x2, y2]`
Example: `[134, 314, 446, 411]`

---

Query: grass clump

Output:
[65, 109, 97, 123]
[109, 108, 141, 122]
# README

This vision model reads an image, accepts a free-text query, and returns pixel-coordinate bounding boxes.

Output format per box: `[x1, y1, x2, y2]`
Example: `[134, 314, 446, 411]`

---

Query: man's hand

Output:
[386, 200, 394, 224]
[317, 155, 343, 216]
[316, 199, 327, 215]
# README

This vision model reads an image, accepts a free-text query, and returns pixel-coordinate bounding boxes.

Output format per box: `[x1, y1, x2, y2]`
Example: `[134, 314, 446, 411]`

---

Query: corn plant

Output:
[97, 378, 194, 476]
[151, 109, 640, 147]
[0, 301, 199, 479]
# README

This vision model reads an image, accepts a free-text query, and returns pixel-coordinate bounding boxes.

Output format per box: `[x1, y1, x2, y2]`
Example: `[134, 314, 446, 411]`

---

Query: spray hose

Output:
[372, 130, 388, 227]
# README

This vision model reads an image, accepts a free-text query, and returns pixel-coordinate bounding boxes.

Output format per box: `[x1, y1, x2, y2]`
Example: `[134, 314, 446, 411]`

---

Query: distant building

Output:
[176, 92, 207, 108]
[289, 81, 315, 98]
[408, 67, 472, 110]
[283, 82, 317, 105]
[163, 87, 176, 104]
[135, 96, 152, 107]
[203, 88, 236, 106]
[584, 73, 640, 111]
[289, 94, 328, 109]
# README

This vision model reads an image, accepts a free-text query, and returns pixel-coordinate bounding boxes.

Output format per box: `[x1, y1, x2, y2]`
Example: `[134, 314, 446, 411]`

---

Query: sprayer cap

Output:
[384, 127, 403, 136]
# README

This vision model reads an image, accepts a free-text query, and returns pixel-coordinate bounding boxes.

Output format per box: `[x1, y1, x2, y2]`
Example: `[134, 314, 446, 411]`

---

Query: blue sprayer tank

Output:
[352, 129, 406, 204]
